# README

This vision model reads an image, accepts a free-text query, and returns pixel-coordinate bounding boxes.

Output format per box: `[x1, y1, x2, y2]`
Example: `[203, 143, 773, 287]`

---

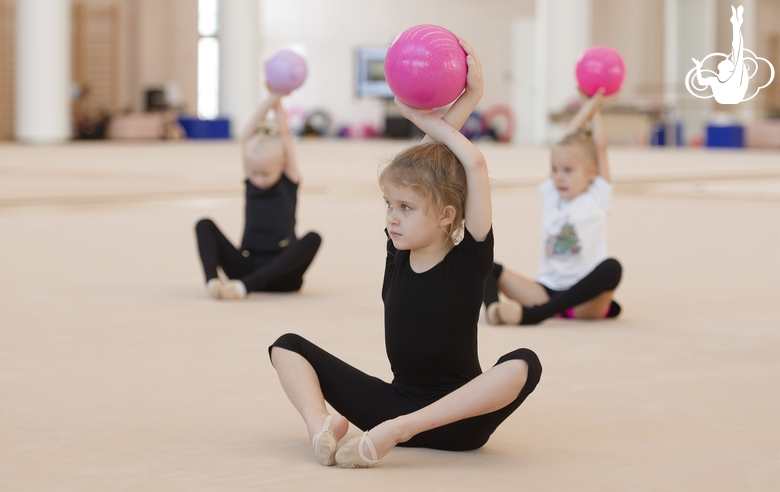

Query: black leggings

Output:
[484, 258, 622, 325]
[268, 334, 542, 451]
[195, 218, 321, 292]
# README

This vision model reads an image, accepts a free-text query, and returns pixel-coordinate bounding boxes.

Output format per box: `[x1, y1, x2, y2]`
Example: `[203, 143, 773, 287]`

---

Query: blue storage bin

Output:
[651, 121, 684, 146]
[706, 124, 744, 148]
[651, 122, 666, 146]
[178, 117, 231, 139]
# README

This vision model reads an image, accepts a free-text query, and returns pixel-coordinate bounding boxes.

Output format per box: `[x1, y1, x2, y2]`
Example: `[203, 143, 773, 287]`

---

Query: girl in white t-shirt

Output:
[484, 90, 622, 325]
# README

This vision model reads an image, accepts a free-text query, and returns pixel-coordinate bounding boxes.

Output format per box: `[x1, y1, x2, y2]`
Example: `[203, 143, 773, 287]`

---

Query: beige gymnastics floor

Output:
[0, 139, 778, 491]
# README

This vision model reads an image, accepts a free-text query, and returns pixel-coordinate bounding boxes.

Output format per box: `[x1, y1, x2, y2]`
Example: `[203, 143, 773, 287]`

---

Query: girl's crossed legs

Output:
[268, 334, 542, 465]
[195, 218, 321, 295]
[484, 259, 622, 325]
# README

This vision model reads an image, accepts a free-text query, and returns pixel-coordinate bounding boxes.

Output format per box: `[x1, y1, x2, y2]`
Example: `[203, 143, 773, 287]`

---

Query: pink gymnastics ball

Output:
[384, 24, 467, 109]
[575, 46, 625, 96]
[265, 49, 308, 93]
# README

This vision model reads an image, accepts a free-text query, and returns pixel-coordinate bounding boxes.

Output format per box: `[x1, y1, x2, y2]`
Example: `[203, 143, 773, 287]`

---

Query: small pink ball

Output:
[575, 46, 626, 96]
[384, 24, 467, 109]
[265, 49, 308, 93]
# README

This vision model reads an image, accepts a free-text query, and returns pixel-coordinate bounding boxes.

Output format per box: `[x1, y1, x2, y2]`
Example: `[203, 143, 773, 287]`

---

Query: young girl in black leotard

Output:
[194, 89, 321, 300]
[268, 39, 542, 468]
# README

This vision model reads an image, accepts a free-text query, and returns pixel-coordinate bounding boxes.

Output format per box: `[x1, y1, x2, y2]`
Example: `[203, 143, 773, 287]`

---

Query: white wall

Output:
[14, 0, 775, 140]
[593, 0, 665, 104]
[259, 0, 534, 131]
[220, 0, 259, 136]
[15, 0, 72, 143]
[533, 0, 593, 144]
[512, 17, 536, 144]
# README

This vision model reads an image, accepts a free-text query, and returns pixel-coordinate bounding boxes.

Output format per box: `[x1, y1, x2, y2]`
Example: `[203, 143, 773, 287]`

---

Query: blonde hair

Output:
[554, 130, 597, 168]
[245, 120, 284, 164]
[379, 142, 467, 242]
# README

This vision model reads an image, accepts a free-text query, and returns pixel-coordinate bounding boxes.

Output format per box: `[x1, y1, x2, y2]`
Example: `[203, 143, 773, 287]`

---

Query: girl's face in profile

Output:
[550, 146, 596, 201]
[383, 183, 449, 252]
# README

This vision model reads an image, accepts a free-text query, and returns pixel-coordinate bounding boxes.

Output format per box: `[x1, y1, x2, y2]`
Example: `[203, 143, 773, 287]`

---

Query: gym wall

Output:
[259, 0, 535, 132]
[0, 0, 13, 140]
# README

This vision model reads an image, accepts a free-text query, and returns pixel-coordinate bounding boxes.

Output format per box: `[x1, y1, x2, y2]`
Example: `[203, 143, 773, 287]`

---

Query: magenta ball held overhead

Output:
[384, 24, 467, 109]
[265, 49, 308, 93]
[575, 45, 626, 96]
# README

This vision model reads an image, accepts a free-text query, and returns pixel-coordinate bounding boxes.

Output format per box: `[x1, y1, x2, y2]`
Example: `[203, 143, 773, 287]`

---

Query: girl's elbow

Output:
[464, 152, 486, 169]
[471, 155, 488, 173]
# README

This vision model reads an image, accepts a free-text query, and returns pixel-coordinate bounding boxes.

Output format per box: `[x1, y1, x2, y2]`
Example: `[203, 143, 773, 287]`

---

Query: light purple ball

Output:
[265, 49, 308, 93]
[384, 24, 467, 109]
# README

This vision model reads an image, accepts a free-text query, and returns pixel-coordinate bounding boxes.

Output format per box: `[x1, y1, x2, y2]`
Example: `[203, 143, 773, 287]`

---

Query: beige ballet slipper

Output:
[335, 431, 380, 468]
[312, 414, 338, 466]
[206, 278, 223, 299]
[220, 280, 247, 300]
[496, 300, 522, 325]
[486, 302, 503, 324]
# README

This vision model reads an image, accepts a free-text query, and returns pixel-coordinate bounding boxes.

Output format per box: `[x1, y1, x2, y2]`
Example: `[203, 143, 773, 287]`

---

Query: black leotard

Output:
[241, 176, 297, 255]
[270, 227, 542, 451]
[383, 227, 492, 389]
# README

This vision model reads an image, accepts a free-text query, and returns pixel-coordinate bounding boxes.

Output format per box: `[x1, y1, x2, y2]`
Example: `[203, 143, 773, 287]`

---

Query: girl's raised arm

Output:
[273, 99, 300, 184]
[396, 99, 491, 242]
[240, 91, 283, 144]
[421, 38, 483, 142]
[591, 108, 611, 183]
[566, 88, 605, 134]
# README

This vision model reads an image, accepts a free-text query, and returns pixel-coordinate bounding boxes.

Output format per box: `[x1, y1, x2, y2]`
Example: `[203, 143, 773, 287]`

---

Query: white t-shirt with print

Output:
[536, 176, 612, 290]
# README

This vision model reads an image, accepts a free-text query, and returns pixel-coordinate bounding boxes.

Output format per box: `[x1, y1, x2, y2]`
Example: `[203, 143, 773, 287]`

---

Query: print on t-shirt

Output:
[546, 221, 581, 257]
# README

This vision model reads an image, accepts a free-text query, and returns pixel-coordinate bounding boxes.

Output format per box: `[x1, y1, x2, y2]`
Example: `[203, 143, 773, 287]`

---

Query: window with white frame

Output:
[197, 0, 219, 119]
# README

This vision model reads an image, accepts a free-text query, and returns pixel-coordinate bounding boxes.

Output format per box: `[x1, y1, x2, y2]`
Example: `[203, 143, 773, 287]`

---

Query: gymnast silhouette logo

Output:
[685, 5, 774, 104]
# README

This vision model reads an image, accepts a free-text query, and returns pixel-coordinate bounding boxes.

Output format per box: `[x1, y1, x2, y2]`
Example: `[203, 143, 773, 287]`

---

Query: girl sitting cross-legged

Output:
[268, 39, 542, 468]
